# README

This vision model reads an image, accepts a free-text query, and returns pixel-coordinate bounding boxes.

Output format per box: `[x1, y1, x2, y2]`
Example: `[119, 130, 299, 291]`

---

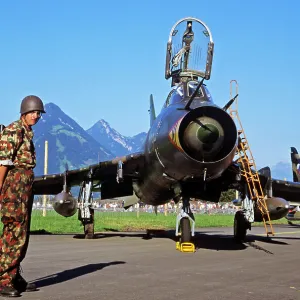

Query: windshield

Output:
[203, 86, 213, 102]
[163, 81, 213, 108]
[187, 81, 203, 97]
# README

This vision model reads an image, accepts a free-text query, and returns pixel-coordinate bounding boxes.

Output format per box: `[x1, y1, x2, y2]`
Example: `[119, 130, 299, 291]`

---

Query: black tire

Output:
[234, 211, 248, 241]
[180, 217, 191, 243]
[84, 208, 95, 239]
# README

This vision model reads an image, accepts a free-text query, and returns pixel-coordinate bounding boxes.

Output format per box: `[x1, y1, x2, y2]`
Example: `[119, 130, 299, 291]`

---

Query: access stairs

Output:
[228, 80, 274, 237]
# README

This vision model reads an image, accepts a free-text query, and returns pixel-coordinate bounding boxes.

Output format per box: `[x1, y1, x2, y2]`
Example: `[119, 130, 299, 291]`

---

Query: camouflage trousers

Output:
[0, 168, 34, 288]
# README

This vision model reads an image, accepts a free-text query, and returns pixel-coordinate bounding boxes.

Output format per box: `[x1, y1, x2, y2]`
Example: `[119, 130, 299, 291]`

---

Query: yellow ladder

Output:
[229, 80, 274, 237]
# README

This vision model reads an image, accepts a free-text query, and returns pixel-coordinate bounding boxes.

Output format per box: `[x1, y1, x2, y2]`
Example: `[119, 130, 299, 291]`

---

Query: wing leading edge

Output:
[33, 152, 145, 195]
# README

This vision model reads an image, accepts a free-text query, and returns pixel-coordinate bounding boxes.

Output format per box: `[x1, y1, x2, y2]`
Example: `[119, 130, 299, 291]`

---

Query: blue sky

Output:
[0, 1, 299, 167]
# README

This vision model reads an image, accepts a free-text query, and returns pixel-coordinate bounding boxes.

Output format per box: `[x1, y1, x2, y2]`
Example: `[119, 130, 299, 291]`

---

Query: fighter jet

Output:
[33, 17, 292, 243]
[282, 147, 300, 224]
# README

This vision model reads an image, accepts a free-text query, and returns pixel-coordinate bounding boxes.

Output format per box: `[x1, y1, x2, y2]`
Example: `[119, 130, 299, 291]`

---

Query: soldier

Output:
[0, 95, 45, 297]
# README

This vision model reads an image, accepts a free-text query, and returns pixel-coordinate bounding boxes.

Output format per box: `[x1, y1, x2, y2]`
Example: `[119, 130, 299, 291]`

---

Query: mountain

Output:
[86, 119, 147, 156]
[33, 103, 113, 175]
[271, 161, 292, 181]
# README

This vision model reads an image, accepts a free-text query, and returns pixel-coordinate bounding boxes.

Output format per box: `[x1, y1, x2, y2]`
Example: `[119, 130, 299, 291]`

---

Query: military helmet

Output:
[20, 95, 46, 115]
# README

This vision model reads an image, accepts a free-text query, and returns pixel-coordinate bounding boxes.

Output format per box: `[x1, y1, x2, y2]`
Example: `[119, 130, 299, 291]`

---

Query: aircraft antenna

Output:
[229, 80, 275, 237]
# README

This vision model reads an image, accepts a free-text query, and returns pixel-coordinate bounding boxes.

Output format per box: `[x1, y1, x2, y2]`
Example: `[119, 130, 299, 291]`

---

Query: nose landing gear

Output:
[175, 197, 196, 252]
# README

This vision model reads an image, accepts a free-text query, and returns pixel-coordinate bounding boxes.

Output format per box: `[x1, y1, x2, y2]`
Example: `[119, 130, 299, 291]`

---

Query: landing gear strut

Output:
[78, 171, 95, 239]
[175, 197, 195, 252]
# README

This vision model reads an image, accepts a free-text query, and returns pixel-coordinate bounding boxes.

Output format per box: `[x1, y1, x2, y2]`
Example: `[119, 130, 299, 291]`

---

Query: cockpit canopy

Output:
[163, 81, 213, 108]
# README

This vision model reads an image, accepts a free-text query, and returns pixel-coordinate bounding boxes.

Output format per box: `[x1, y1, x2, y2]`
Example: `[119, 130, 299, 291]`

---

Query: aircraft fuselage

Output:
[135, 83, 238, 205]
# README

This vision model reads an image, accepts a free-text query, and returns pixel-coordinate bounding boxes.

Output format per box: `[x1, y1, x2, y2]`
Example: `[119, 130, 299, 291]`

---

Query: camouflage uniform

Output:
[0, 119, 35, 288]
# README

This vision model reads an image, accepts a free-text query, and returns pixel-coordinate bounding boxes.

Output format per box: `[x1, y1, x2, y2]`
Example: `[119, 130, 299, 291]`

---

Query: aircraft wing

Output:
[33, 152, 145, 195]
[272, 179, 300, 203]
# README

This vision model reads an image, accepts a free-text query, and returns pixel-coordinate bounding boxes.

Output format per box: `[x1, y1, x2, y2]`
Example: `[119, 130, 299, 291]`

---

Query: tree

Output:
[219, 189, 236, 203]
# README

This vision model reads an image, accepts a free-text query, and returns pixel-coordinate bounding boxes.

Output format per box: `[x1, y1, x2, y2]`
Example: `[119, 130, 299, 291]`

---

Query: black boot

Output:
[14, 274, 37, 293]
[0, 286, 21, 297]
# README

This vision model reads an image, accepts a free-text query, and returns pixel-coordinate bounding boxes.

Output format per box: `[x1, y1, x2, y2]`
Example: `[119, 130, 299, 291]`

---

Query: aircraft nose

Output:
[178, 105, 237, 162]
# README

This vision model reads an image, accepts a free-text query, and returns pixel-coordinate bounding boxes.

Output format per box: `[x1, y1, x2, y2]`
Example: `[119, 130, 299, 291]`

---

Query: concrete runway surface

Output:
[13, 225, 300, 300]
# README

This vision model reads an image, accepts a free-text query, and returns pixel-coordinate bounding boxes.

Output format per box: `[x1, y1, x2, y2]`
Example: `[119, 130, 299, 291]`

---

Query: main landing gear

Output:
[234, 211, 251, 241]
[78, 173, 95, 239]
[175, 197, 196, 252]
[233, 195, 253, 242]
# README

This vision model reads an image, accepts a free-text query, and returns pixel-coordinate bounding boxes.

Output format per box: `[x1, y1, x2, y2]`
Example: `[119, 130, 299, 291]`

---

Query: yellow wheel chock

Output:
[176, 242, 195, 253]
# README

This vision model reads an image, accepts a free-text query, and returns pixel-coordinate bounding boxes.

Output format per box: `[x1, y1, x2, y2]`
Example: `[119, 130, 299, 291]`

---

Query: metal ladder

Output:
[229, 80, 274, 237]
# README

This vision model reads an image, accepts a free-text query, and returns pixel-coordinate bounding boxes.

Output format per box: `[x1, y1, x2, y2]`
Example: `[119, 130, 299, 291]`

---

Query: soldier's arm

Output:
[0, 124, 23, 190]
[0, 165, 8, 191]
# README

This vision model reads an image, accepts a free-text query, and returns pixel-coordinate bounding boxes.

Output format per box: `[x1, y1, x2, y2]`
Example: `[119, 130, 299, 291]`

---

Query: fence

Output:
[32, 200, 238, 216]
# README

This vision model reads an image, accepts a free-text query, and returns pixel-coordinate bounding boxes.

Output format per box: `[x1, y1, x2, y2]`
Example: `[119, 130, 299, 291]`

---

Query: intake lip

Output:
[178, 105, 237, 162]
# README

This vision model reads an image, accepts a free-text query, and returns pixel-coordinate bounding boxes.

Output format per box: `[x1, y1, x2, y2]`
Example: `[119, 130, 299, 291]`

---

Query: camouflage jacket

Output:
[0, 119, 36, 169]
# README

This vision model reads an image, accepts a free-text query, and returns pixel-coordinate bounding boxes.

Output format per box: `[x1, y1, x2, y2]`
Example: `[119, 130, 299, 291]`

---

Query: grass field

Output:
[29, 210, 291, 234]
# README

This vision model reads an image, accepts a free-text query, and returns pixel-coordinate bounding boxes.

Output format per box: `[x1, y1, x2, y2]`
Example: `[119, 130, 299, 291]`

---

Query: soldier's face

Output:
[24, 111, 41, 126]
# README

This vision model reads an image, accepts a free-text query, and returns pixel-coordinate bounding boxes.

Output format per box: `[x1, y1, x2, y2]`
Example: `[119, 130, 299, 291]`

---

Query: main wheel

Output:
[234, 211, 249, 241]
[180, 217, 191, 243]
[84, 208, 95, 239]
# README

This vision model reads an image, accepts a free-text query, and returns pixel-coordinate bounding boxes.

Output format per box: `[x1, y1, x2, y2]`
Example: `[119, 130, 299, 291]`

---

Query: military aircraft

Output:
[284, 147, 300, 224]
[33, 17, 292, 243]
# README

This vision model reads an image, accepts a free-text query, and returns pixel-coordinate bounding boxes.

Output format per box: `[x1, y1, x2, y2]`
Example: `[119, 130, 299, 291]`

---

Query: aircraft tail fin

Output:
[149, 94, 156, 127]
[291, 147, 300, 182]
[258, 166, 272, 197]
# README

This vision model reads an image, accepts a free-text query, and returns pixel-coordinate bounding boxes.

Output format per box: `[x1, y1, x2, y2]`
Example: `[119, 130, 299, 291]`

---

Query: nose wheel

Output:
[180, 217, 191, 243]
[175, 197, 195, 252]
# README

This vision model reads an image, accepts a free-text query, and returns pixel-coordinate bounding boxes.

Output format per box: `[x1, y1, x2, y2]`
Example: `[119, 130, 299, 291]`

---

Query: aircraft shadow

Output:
[192, 233, 248, 251]
[32, 261, 126, 288]
[73, 231, 146, 239]
[171, 232, 277, 253]
[286, 223, 300, 227]
[72, 229, 290, 253]
[259, 236, 300, 241]
[192, 234, 288, 254]
[72, 229, 222, 241]
[38, 228, 295, 253]
[271, 223, 300, 228]
[74, 230, 248, 251]
[30, 229, 53, 235]
[246, 235, 288, 245]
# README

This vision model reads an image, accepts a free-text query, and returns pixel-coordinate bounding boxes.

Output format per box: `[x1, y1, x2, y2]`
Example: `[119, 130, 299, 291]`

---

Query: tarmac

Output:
[13, 224, 300, 300]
